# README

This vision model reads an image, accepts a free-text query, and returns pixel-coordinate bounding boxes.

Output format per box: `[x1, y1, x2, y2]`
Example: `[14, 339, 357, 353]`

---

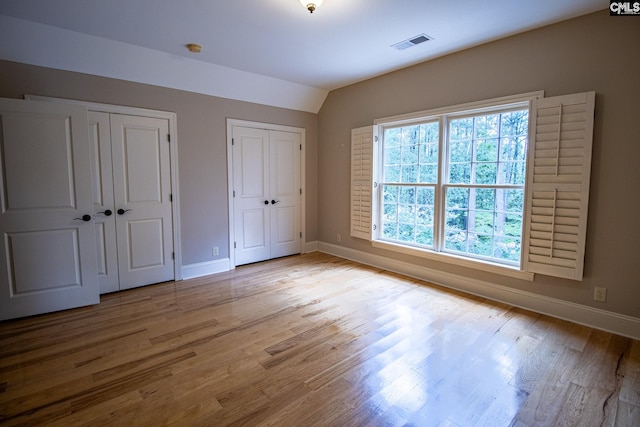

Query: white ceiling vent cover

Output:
[391, 33, 433, 51]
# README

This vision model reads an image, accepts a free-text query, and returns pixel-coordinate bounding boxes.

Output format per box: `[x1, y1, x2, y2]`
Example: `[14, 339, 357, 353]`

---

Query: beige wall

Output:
[0, 61, 318, 265]
[317, 10, 640, 318]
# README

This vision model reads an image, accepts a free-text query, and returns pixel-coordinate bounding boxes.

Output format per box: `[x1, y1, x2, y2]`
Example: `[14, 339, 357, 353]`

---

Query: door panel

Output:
[127, 218, 166, 268]
[88, 111, 119, 294]
[0, 99, 98, 320]
[233, 127, 271, 265]
[270, 131, 301, 258]
[8, 229, 82, 293]
[3, 115, 78, 209]
[110, 114, 174, 290]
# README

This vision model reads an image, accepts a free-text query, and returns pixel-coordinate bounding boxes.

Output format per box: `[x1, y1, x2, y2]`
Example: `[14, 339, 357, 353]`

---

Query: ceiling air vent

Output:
[391, 33, 433, 51]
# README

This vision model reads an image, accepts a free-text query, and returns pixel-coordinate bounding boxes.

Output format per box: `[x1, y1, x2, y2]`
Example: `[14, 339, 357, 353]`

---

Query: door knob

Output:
[271, 200, 279, 205]
[73, 214, 92, 222]
[117, 209, 133, 215]
[97, 209, 113, 216]
[264, 200, 269, 205]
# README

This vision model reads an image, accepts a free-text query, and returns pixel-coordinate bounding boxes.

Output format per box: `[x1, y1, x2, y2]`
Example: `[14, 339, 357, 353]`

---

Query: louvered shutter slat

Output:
[350, 126, 375, 240]
[523, 92, 595, 280]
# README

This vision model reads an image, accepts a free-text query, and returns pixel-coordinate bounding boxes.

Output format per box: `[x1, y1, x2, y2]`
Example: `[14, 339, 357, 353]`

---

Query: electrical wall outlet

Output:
[212, 247, 219, 256]
[594, 287, 607, 302]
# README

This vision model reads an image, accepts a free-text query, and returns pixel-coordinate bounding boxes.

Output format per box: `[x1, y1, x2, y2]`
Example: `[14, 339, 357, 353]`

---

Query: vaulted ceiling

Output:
[0, 1, 605, 112]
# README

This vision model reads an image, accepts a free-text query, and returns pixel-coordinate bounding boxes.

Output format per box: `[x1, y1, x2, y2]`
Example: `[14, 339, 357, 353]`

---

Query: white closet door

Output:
[0, 99, 99, 320]
[233, 126, 272, 265]
[110, 114, 174, 289]
[269, 130, 301, 259]
[232, 126, 302, 266]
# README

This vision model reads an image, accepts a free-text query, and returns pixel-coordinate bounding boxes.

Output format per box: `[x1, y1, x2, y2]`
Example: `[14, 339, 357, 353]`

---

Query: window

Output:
[351, 91, 595, 280]
[379, 103, 529, 267]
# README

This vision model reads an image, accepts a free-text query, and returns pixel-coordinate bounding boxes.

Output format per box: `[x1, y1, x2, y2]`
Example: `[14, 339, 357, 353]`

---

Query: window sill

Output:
[372, 240, 535, 281]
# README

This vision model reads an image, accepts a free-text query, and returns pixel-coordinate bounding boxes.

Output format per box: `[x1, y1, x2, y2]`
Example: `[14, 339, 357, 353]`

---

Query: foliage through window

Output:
[379, 105, 529, 266]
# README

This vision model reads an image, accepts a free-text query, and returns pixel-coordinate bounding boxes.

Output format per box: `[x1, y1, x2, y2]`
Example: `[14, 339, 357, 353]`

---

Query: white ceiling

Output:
[0, 0, 605, 112]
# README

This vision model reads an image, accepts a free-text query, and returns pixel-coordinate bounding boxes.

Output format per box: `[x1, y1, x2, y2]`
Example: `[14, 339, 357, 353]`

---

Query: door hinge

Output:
[170, 194, 173, 202]
[299, 188, 302, 195]
[300, 232, 302, 238]
[232, 138, 235, 146]
[233, 190, 236, 198]
[300, 144, 302, 150]
[234, 242, 237, 249]
[172, 252, 175, 260]
[168, 134, 171, 142]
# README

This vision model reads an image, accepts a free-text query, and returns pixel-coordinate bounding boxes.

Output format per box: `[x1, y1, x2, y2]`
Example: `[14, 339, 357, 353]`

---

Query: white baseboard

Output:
[317, 242, 640, 340]
[304, 241, 319, 253]
[181, 258, 231, 280]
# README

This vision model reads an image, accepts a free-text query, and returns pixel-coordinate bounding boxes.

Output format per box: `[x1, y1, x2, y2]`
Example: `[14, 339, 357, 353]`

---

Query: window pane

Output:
[469, 233, 493, 256]
[450, 141, 472, 162]
[380, 184, 435, 248]
[401, 144, 419, 164]
[475, 139, 498, 162]
[385, 128, 402, 146]
[399, 186, 416, 204]
[449, 118, 473, 141]
[475, 163, 497, 184]
[446, 187, 469, 209]
[416, 226, 434, 246]
[449, 164, 471, 184]
[384, 122, 439, 185]
[416, 187, 435, 205]
[469, 211, 494, 234]
[419, 164, 438, 183]
[384, 165, 400, 182]
[498, 161, 526, 185]
[474, 114, 500, 138]
[385, 145, 401, 165]
[474, 188, 495, 211]
[493, 237, 521, 262]
[500, 136, 527, 161]
[446, 186, 523, 265]
[500, 110, 529, 136]
[383, 202, 397, 222]
[383, 221, 398, 240]
[419, 142, 439, 163]
[445, 230, 468, 252]
[497, 188, 524, 213]
[421, 122, 440, 143]
[398, 204, 415, 223]
[446, 208, 467, 231]
[401, 164, 418, 183]
[383, 185, 399, 203]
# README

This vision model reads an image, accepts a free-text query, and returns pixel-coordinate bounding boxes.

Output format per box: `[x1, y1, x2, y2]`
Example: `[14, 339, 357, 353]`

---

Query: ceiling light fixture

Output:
[300, 0, 323, 13]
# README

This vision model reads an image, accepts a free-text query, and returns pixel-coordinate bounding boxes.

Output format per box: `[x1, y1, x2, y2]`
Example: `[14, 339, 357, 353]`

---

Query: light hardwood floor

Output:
[0, 252, 638, 426]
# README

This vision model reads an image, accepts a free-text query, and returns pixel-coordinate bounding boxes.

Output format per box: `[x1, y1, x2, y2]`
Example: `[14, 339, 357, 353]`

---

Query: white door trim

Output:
[226, 119, 306, 269]
[25, 95, 183, 280]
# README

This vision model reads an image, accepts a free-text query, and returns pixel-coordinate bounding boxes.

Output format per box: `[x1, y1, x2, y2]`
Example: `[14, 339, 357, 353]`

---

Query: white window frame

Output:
[371, 92, 544, 280]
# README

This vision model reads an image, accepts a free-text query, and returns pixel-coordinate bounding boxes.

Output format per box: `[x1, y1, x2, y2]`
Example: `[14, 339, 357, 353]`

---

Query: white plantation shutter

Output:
[350, 126, 376, 240]
[523, 92, 595, 280]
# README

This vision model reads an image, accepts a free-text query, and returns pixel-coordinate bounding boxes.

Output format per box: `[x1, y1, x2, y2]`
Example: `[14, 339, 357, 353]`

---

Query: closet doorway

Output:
[227, 120, 305, 266]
